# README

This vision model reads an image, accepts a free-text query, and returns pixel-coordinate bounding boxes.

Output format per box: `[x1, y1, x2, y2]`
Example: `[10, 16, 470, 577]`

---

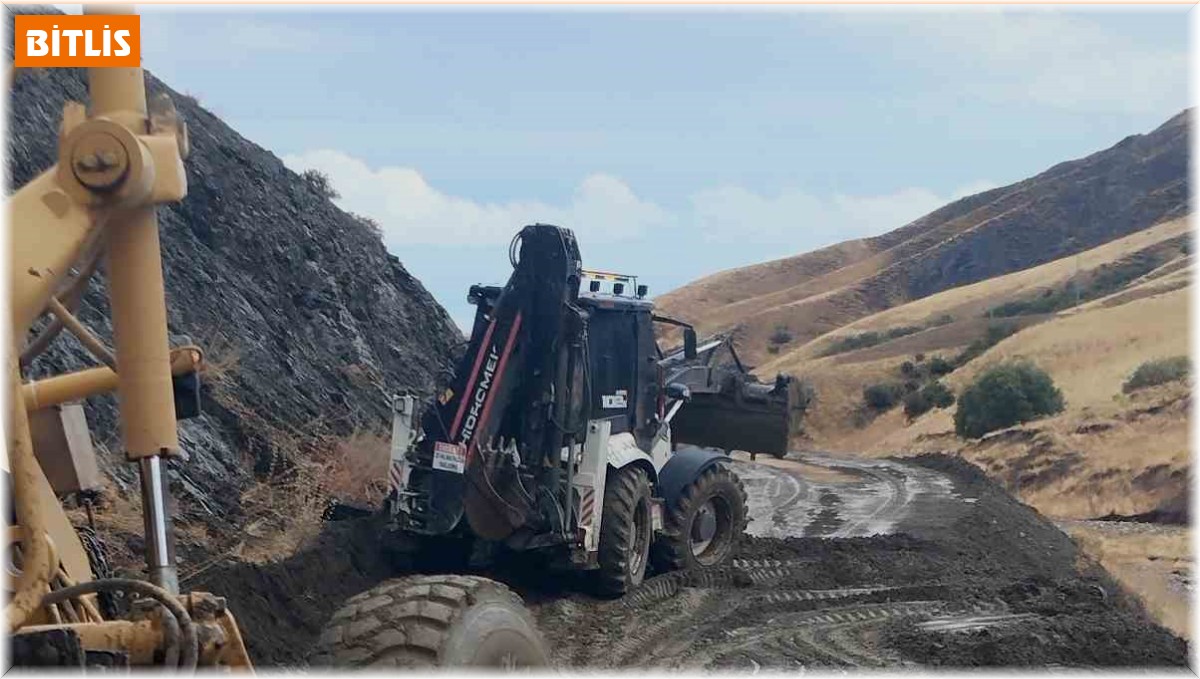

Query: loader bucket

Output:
[671, 371, 805, 457]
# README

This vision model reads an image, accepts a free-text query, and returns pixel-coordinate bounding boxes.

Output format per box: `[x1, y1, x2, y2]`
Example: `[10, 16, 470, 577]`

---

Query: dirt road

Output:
[202, 452, 1188, 668]
[733, 452, 970, 539]
[529, 453, 1189, 669]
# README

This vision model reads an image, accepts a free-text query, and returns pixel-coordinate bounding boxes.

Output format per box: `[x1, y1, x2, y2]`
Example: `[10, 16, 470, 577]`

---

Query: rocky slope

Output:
[7, 10, 461, 557]
[658, 111, 1190, 366]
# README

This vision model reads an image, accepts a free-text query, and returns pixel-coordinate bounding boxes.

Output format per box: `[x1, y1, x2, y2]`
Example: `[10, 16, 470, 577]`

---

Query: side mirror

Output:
[636, 284, 649, 298]
[683, 328, 698, 359]
[665, 382, 691, 402]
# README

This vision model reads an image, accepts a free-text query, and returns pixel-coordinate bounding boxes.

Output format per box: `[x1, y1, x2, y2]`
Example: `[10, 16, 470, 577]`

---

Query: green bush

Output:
[885, 325, 922, 340]
[903, 381, 956, 420]
[769, 325, 794, 345]
[928, 355, 955, 377]
[903, 390, 930, 419]
[954, 361, 1065, 438]
[823, 331, 882, 356]
[863, 382, 905, 410]
[987, 290, 1072, 318]
[1122, 356, 1191, 393]
[925, 380, 956, 408]
[985, 255, 1166, 319]
[822, 324, 923, 357]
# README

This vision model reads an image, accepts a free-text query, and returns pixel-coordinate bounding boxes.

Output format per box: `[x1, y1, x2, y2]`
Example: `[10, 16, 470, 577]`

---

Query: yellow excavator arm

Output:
[6, 4, 250, 669]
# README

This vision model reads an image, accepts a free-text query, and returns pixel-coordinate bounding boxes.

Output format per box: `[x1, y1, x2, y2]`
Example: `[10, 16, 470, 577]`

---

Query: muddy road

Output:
[528, 453, 1189, 669]
[201, 452, 1189, 668]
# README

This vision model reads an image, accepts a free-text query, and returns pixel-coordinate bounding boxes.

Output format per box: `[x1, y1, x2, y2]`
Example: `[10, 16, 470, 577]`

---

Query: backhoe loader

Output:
[5, 5, 251, 669]
[313, 224, 806, 668]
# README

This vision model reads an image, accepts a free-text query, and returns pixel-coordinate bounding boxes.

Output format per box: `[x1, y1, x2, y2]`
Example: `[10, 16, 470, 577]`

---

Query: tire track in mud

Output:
[733, 453, 969, 539]
[529, 454, 1189, 670]
[536, 456, 1012, 669]
[694, 601, 949, 668]
[703, 600, 1024, 669]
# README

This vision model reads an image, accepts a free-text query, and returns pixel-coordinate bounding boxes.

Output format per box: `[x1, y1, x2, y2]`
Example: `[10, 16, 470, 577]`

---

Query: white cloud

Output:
[284, 149, 995, 251]
[842, 9, 1186, 115]
[283, 150, 673, 246]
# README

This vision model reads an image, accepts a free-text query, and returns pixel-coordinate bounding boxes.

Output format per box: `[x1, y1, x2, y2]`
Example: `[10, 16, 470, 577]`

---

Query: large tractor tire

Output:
[311, 574, 550, 669]
[595, 465, 654, 597]
[651, 464, 748, 572]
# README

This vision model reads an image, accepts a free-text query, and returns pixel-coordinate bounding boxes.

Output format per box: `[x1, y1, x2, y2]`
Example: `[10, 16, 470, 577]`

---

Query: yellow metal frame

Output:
[6, 5, 250, 669]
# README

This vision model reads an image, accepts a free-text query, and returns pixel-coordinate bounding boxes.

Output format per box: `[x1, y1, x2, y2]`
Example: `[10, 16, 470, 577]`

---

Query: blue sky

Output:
[70, 5, 1190, 329]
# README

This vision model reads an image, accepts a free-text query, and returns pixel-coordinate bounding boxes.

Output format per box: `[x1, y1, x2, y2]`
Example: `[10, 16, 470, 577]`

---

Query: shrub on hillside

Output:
[928, 355, 955, 377]
[863, 381, 905, 410]
[904, 381, 955, 419]
[822, 324, 923, 357]
[928, 314, 955, 327]
[885, 325, 922, 340]
[769, 324, 794, 345]
[823, 331, 882, 356]
[1122, 356, 1191, 394]
[302, 169, 339, 200]
[954, 361, 1065, 438]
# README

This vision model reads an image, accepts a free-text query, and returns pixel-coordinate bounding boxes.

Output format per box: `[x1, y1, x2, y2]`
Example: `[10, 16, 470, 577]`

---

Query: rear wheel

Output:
[652, 465, 747, 572]
[595, 465, 653, 597]
[311, 574, 549, 668]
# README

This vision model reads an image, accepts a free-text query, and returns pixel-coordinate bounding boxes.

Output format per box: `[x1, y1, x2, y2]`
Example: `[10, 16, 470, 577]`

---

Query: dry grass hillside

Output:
[758, 216, 1190, 457]
[657, 111, 1189, 367]
[739, 215, 1192, 638]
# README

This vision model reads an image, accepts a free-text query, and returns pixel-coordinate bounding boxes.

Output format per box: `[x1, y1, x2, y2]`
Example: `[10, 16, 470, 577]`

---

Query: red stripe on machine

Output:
[465, 312, 523, 465]
[449, 318, 497, 438]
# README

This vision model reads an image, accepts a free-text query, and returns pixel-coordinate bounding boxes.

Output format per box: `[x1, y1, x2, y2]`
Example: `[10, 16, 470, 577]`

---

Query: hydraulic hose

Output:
[39, 579, 198, 671]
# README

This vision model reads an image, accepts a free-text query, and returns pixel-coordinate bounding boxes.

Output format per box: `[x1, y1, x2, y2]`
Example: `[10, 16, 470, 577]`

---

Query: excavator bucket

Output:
[663, 337, 809, 458]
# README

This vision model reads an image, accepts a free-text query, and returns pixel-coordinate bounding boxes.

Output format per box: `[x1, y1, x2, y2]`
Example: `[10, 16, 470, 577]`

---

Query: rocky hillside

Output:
[658, 111, 1190, 366]
[7, 10, 461, 559]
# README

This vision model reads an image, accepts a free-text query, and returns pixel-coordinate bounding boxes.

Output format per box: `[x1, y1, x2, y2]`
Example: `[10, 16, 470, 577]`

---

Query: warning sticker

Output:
[433, 441, 467, 474]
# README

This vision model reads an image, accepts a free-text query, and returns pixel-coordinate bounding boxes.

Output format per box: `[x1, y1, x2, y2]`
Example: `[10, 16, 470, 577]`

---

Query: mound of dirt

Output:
[192, 517, 395, 666]
[885, 608, 1188, 667]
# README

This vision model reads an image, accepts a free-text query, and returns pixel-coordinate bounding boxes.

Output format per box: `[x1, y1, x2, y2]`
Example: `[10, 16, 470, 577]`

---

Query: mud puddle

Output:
[733, 452, 971, 539]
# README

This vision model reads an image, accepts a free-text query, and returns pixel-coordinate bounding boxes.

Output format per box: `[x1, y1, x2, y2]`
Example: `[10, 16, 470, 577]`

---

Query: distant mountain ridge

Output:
[657, 110, 1190, 366]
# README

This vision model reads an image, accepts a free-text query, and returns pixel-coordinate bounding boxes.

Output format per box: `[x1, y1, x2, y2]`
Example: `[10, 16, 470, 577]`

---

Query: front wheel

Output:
[595, 465, 654, 597]
[651, 465, 747, 572]
[311, 574, 550, 668]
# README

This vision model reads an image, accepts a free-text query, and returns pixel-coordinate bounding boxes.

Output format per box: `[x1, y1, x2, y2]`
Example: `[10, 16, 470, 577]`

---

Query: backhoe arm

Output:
[397, 224, 588, 541]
